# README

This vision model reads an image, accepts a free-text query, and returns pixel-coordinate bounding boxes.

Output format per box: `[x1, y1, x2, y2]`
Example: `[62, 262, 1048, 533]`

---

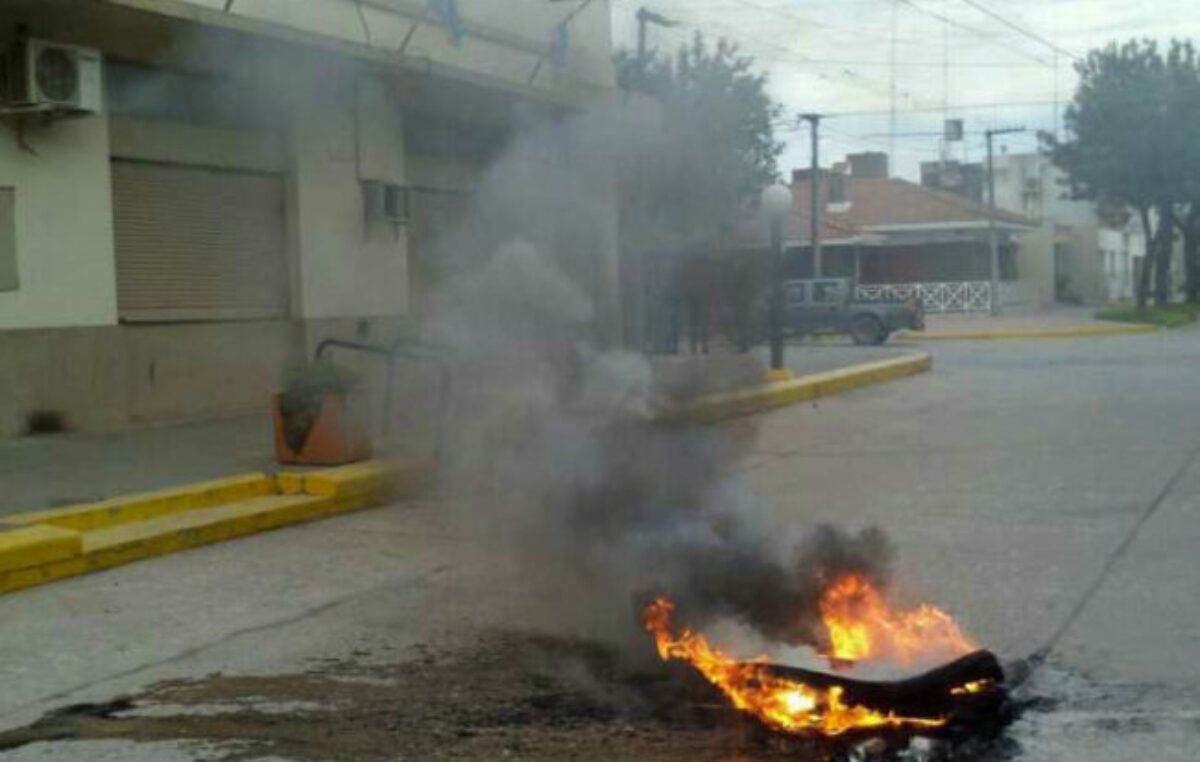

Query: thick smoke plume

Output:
[418, 105, 892, 651]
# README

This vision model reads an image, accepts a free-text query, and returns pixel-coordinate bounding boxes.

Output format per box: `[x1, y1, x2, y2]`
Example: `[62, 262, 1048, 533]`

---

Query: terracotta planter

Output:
[272, 391, 372, 466]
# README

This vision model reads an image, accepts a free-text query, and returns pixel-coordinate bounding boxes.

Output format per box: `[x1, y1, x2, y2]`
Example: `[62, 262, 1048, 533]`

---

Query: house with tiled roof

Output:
[732, 156, 1041, 312]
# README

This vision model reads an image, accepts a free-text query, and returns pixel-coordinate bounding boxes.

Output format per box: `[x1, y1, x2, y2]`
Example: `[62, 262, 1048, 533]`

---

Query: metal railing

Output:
[856, 281, 993, 313]
[313, 338, 452, 462]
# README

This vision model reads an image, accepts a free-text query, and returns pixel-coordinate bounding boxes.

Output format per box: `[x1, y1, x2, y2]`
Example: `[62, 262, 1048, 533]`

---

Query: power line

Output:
[644, 9, 935, 108]
[824, 98, 1061, 117]
[788, 58, 1049, 69]
[955, 0, 1079, 61]
[612, 0, 1060, 118]
[819, 124, 938, 157]
[610, 0, 954, 49]
[715, 0, 931, 46]
[893, 0, 1053, 67]
[852, 128, 1041, 139]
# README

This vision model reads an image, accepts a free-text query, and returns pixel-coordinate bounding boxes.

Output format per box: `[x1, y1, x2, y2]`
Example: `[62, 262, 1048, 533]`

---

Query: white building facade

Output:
[0, 0, 618, 438]
[992, 151, 1145, 307]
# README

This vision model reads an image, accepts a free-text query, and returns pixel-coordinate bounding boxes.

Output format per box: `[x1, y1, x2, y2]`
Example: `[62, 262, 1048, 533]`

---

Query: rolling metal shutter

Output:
[112, 160, 288, 321]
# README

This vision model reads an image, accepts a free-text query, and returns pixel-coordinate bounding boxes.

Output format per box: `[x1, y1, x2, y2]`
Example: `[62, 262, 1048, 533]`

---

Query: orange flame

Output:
[644, 574, 980, 736]
[950, 680, 993, 696]
[819, 574, 978, 666]
[644, 597, 947, 736]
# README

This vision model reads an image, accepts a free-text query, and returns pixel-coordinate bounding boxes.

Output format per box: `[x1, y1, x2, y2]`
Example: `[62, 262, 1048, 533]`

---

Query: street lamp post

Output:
[761, 184, 793, 382]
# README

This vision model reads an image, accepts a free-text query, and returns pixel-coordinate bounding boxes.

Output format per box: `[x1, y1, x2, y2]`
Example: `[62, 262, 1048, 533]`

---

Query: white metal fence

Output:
[855, 281, 993, 313]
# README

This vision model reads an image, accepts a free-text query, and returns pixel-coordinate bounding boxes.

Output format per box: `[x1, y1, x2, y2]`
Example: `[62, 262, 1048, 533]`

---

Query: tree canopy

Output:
[1044, 39, 1200, 306]
[615, 35, 784, 252]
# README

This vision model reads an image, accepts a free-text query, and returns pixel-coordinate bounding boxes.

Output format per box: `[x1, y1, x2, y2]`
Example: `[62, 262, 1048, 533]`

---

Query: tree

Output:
[614, 35, 783, 349]
[1044, 40, 1200, 307]
[615, 35, 782, 247]
[1168, 42, 1200, 303]
[1178, 205, 1200, 303]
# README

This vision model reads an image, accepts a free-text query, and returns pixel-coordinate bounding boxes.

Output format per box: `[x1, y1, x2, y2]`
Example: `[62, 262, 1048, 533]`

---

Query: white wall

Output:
[0, 115, 118, 329]
[994, 153, 1096, 227]
[290, 75, 409, 320]
[108, 117, 287, 173]
[998, 153, 1110, 306]
[1015, 223, 1055, 309]
[1099, 226, 1142, 302]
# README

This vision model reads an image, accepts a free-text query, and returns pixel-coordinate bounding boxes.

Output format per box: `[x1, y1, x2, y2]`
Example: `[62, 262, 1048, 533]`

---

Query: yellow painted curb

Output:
[762, 367, 796, 383]
[895, 323, 1157, 341]
[276, 471, 305, 495]
[663, 353, 932, 424]
[0, 524, 82, 574]
[5, 473, 274, 532]
[303, 460, 401, 498]
[0, 459, 433, 597]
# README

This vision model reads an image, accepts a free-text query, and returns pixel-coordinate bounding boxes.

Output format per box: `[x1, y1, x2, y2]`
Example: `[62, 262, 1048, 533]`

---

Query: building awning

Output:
[90, 0, 615, 110]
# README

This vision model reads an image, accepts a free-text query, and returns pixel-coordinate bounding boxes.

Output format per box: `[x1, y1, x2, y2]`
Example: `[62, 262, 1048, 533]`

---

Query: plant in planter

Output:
[272, 360, 372, 465]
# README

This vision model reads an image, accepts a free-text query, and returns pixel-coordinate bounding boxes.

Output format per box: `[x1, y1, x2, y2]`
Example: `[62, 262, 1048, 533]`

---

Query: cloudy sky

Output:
[609, 0, 1200, 180]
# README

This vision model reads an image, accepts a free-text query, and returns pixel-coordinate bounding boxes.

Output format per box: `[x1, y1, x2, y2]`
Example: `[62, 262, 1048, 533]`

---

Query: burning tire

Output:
[643, 574, 1012, 743]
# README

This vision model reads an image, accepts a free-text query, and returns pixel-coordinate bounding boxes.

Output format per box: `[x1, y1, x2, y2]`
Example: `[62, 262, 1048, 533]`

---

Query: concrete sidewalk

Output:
[1, 345, 903, 519]
[0, 415, 277, 519]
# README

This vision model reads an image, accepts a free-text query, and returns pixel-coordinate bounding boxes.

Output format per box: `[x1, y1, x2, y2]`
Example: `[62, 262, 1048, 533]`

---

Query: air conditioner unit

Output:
[362, 181, 410, 224]
[1, 38, 103, 114]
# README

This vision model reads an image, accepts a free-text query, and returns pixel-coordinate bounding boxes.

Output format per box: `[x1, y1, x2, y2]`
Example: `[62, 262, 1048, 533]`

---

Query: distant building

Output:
[731, 156, 1037, 313]
[0, 0, 619, 439]
[920, 161, 985, 205]
[847, 152, 890, 181]
[990, 152, 1154, 306]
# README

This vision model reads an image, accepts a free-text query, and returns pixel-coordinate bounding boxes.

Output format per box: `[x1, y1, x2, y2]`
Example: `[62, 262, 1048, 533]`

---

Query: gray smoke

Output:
[419, 105, 892, 651]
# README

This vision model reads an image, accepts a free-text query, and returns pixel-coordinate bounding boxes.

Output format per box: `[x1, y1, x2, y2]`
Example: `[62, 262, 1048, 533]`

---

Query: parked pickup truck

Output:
[778, 278, 925, 345]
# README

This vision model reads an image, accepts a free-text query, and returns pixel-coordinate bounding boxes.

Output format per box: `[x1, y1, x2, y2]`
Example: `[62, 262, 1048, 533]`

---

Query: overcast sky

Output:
[608, 0, 1200, 181]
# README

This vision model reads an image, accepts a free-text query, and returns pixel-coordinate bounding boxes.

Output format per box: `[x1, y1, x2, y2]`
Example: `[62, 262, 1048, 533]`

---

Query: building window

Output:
[0, 187, 16, 292]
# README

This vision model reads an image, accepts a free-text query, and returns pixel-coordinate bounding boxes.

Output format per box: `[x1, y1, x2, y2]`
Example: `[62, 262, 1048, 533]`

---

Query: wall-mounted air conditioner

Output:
[362, 181, 410, 224]
[1, 37, 103, 115]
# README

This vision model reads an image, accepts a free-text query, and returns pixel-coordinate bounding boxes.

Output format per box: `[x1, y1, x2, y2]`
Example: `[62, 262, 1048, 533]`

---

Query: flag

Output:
[428, 0, 464, 47]
[549, 21, 569, 68]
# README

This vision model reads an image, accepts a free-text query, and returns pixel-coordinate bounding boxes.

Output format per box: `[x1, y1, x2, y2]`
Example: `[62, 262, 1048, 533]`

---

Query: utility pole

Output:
[985, 126, 1026, 316]
[889, 0, 898, 162]
[633, 7, 676, 352]
[637, 8, 647, 69]
[802, 114, 822, 278]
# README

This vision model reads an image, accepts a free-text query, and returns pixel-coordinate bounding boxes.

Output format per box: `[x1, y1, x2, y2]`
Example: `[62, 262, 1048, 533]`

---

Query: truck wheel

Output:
[851, 316, 884, 346]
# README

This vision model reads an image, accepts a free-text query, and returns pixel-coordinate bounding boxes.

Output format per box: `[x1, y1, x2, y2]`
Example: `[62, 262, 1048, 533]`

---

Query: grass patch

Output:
[1095, 303, 1200, 328]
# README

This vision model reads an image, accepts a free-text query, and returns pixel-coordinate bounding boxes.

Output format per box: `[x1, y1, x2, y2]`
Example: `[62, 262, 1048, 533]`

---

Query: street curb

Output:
[4, 473, 275, 531]
[0, 459, 431, 597]
[662, 352, 932, 424]
[894, 323, 1157, 341]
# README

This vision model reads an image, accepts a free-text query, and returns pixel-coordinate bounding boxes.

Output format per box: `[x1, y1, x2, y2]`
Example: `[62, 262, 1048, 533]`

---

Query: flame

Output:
[950, 680, 993, 696]
[644, 574, 982, 736]
[643, 597, 947, 736]
[819, 574, 977, 666]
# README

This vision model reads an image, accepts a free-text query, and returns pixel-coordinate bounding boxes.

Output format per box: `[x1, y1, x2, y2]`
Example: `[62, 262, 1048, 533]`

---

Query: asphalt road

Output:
[2, 328, 1199, 760]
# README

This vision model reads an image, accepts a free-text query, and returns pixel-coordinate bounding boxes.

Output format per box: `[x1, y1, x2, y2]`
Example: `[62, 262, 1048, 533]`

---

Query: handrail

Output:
[313, 337, 452, 462]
